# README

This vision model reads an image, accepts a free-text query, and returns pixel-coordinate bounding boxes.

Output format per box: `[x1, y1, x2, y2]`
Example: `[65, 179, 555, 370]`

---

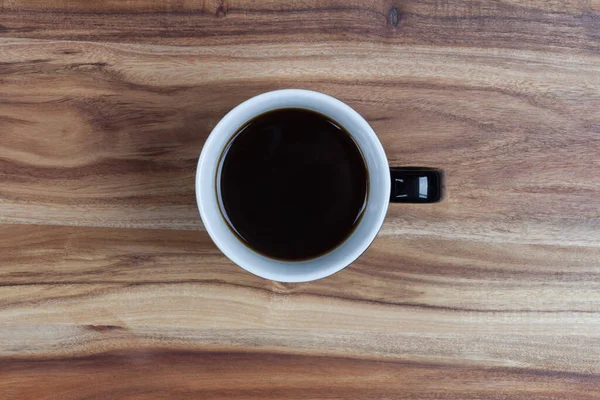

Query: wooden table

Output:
[2, 1, 600, 398]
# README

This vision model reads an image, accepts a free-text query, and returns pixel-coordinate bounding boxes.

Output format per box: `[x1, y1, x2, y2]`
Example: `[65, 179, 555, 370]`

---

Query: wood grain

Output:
[1, 0, 600, 398]
[2, 225, 600, 398]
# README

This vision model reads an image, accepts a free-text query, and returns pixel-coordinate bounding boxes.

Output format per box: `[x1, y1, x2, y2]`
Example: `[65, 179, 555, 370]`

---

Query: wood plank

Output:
[0, 0, 598, 52]
[1, 224, 600, 383]
[2, 39, 599, 241]
[2, 351, 600, 399]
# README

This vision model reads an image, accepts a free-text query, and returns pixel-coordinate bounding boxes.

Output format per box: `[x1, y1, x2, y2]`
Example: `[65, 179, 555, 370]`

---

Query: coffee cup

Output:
[196, 89, 443, 282]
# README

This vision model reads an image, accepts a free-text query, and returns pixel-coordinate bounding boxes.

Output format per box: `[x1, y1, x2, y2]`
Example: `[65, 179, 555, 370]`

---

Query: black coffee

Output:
[218, 108, 368, 261]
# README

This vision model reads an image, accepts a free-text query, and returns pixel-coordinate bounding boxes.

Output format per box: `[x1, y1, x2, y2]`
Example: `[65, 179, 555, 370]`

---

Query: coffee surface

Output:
[219, 108, 368, 260]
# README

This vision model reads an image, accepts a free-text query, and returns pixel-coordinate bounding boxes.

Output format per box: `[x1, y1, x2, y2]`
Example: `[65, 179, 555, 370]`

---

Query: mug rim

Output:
[196, 89, 390, 282]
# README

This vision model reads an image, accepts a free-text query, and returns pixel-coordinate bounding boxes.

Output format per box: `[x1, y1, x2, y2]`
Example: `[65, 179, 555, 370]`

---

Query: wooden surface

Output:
[1, 0, 600, 398]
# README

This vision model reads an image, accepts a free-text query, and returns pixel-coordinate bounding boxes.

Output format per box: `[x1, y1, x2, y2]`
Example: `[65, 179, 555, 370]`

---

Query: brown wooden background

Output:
[2, 0, 600, 398]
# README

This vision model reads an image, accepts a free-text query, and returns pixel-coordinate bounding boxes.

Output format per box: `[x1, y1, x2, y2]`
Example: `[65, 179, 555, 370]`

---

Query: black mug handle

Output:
[390, 167, 444, 203]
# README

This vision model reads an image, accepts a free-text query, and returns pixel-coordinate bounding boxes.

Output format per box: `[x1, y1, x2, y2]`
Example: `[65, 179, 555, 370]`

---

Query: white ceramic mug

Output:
[196, 89, 443, 282]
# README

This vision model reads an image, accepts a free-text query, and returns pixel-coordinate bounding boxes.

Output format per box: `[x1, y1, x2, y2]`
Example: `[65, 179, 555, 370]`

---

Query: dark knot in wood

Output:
[388, 6, 400, 27]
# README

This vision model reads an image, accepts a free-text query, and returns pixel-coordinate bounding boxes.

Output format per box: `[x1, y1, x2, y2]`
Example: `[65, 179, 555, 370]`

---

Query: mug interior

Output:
[196, 89, 390, 282]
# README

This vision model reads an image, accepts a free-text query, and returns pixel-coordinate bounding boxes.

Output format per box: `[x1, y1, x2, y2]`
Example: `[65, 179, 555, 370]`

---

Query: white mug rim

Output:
[196, 89, 390, 282]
